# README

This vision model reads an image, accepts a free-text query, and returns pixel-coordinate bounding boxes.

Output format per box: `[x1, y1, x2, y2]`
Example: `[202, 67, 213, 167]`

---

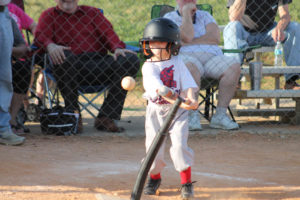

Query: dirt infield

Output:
[0, 115, 300, 200]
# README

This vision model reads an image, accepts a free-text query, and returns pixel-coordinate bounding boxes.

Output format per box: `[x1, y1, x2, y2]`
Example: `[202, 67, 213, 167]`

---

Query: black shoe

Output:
[94, 116, 124, 132]
[180, 182, 195, 199]
[144, 178, 161, 195]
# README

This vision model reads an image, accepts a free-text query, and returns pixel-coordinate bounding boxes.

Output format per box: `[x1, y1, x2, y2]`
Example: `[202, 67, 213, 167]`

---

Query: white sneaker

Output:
[188, 110, 202, 131]
[0, 129, 25, 146]
[210, 114, 239, 130]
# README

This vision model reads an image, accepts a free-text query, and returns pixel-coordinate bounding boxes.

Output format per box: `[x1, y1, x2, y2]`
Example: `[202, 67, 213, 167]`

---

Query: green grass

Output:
[23, 1, 300, 114]
[24, 0, 300, 66]
[24, 0, 300, 42]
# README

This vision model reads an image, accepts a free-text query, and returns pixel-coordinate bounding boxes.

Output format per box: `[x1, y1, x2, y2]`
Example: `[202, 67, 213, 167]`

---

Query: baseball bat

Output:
[130, 95, 185, 200]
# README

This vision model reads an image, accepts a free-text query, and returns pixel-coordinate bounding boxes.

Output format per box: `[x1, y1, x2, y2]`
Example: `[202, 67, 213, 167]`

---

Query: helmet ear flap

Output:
[141, 41, 153, 59]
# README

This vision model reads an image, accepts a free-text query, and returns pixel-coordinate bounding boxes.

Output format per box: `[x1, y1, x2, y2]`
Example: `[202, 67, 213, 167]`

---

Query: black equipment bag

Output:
[40, 106, 79, 135]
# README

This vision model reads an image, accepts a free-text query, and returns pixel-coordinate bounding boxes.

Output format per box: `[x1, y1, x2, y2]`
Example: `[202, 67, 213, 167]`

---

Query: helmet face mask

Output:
[140, 18, 181, 61]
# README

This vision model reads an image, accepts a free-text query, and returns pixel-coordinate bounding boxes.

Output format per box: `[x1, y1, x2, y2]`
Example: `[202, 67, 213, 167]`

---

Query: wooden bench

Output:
[233, 66, 300, 124]
[253, 46, 274, 61]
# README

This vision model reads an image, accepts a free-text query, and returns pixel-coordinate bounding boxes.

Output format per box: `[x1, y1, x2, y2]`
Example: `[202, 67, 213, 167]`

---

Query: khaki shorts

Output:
[179, 52, 239, 79]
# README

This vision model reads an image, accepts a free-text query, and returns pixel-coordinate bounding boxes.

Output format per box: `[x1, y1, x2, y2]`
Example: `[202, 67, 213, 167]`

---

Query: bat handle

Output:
[177, 95, 185, 103]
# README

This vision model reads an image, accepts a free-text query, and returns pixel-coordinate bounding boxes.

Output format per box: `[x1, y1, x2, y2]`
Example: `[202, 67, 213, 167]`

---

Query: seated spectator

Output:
[164, 0, 240, 130]
[0, 0, 25, 145]
[7, 2, 37, 134]
[34, 0, 140, 133]
[224, 0, 300, 90]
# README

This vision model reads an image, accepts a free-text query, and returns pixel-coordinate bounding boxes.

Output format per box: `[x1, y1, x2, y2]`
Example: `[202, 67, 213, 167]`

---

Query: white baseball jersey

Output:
[142, 55, 198, 104]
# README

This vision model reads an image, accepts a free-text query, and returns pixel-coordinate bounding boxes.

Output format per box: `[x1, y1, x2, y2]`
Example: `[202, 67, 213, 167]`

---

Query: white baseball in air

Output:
[121, 76, 136, 91]
[158, 85, 171, 96]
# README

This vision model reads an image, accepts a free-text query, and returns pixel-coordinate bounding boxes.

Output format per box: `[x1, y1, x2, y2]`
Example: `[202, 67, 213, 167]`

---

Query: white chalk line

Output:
[54, 161, 279, 185]
[193, 171, 277, 185]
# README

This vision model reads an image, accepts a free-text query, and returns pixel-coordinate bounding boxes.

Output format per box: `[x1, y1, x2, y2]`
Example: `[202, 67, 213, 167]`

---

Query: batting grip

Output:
[130, 96, 184, 200]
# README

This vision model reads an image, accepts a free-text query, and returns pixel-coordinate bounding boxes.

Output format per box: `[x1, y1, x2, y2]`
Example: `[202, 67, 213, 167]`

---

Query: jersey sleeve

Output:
[142, 62, 164, 100]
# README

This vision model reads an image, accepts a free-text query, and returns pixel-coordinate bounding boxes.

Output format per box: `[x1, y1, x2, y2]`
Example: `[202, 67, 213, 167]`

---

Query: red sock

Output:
[150, 173, 161, 180]
[180, 167, 191, 184]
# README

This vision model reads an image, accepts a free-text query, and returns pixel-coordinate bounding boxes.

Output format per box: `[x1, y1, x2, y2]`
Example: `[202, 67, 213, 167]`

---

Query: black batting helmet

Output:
[139, 18, 181, 59]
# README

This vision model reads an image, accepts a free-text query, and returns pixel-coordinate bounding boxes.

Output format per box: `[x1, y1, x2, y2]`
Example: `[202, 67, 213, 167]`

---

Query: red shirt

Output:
[34, 5, 125, 55]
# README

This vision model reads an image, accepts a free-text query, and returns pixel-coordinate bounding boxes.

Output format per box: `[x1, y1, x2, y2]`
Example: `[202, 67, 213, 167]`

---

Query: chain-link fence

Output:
[9, 0, 300, 134]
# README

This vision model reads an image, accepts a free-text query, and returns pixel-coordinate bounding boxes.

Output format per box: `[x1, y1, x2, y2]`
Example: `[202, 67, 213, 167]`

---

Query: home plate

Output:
[95, 193, 126, 200]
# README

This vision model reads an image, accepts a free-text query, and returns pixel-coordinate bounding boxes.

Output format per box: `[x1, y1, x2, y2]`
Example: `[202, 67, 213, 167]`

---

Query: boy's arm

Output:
[184, 87, 198, 109]
[272, 4, 291, 42]
[158, 86, 198, 110]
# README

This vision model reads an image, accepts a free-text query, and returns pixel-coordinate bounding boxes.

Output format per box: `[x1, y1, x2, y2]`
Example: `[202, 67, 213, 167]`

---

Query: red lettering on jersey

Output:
[160, 65, 177, 88]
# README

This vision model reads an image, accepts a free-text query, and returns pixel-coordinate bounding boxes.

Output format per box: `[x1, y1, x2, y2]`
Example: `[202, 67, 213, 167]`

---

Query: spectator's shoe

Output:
[210, 114, 239, 130]
[23, 125, 30, 133]
[188, 110, 202, 131]
[0, 129, 25, 146]
[284, 81, 300, 90]
[11, 124, 25, 135]
[94, 116, 124, 132]
[144, 178, 161, 195]
[11, 122, 30, 135]
[180, 182, 195, 200]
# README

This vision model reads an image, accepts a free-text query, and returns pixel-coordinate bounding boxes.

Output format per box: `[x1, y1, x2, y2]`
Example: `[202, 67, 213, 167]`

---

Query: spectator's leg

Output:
[10, 59, 31, 133]
[185, 62, 201, 93]
[9, 93, 25, 132]
[25, 65, 36, 108]
[281, 22, 300, 84]
[185, 62, 203, 131]
[97, 53, 139, 120]
[218, 63, 241, 108]
[76, 52, 139, 132]
[205, 55, 240, 130]
[223, 21, 250, 63]
[180, 52, 205, 131]
[35, 54, 49, 104]
[0, 80, 13, 132]
[0, 17, 25, 145]
[77, 53, 120, 132]
[52, 51, 80, 111]
[25, 53, 45, 106]
[35, 71, 45, 102]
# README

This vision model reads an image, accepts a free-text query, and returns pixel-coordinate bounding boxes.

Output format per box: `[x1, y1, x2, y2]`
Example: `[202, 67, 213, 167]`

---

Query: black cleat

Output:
[180, 182, 195, 199]
[144, 178, 161, 195]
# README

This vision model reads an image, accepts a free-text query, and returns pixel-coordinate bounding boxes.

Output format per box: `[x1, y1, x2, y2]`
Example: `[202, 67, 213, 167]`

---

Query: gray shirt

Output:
[0, 6, 24, 83]
[227, 0, 292, 32]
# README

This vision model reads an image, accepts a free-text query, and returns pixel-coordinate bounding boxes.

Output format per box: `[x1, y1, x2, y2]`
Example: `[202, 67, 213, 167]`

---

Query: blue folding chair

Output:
[41, 54, 110, 119]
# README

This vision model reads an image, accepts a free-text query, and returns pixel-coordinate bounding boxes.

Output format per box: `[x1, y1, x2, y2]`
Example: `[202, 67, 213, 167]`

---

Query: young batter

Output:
[140, 18, 198, 199]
